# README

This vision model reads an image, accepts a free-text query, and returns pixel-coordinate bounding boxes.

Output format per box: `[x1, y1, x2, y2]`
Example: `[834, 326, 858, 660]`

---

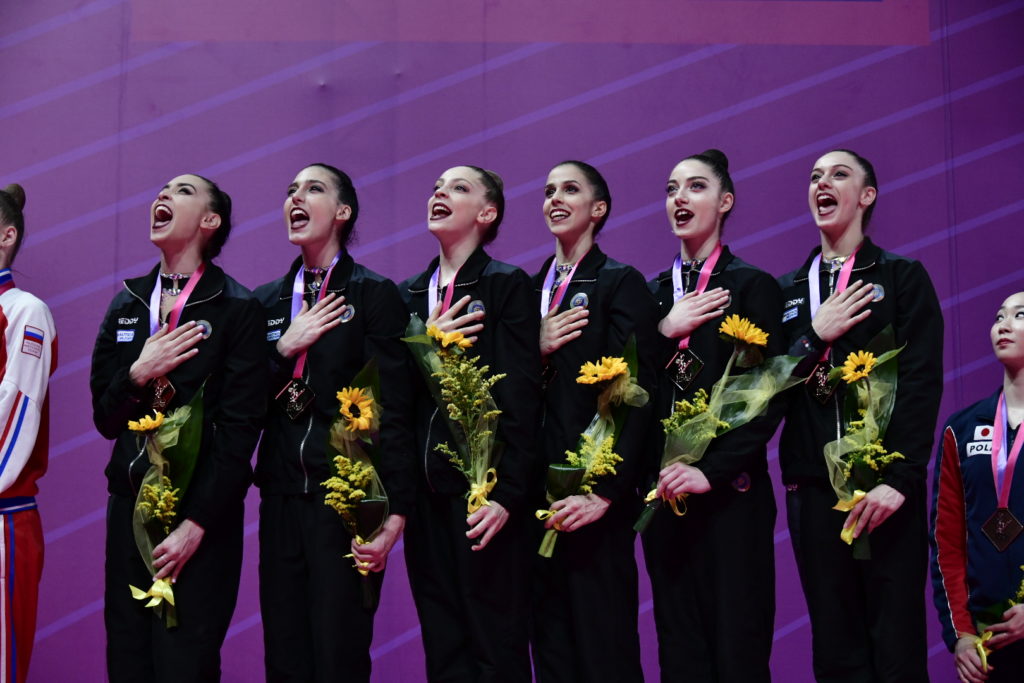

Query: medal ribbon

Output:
[428, 265, 462, 315]
[539, 246, 592, 316]
[991, 393, 1024, 509]
[807, 244, 860, 360]
[148, 262, 206, 335]
[289, 253, 340, 380]
[671, 243, 722, 350]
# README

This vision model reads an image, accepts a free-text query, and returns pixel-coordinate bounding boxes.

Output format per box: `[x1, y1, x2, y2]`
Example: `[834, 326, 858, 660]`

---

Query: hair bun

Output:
[700, 149, 729, 172]
[1, 184, 25, 211]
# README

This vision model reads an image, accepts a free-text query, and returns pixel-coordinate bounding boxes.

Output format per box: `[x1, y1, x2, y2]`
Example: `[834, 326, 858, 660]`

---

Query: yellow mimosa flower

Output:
[128, 411, 165, 432]
[336, 387, 377, 433]
[841, 350, 877, 384]
[718, 314, 769, 347]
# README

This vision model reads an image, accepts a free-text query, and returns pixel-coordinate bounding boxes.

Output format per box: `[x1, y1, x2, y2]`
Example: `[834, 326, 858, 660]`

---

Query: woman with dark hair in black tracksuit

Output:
[641, 149, 784, 682]
[254, 164, 415, 682]
[530, 160, 658, 683]
[778, 149, 943, 682]
[402, 165, 541, 682]
[92, 173, 266, 682]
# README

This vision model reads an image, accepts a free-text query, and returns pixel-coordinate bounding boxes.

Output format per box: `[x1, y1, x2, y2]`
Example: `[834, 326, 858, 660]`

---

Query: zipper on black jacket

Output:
[424, 408, 439, 493]
[128, 440, 147, 496]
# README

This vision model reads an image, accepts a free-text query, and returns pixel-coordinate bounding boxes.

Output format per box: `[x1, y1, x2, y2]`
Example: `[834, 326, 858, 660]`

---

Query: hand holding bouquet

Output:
[822, 326, 905, 559]
[321, 359, 390, 609]
[635, 316, 802, 533]
[404, 316, 505, 515]
[127, 387, 204, 628]
[536, 336, 648, 557]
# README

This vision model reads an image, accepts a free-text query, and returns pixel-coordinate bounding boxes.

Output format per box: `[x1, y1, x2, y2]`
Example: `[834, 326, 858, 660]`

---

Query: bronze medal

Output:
[150, 376, 176, 411]
[667, 348, 704, 392]
[982, 507, 1023, 552]
[276, 378, 316, 420]
[807, 361, 837, 404]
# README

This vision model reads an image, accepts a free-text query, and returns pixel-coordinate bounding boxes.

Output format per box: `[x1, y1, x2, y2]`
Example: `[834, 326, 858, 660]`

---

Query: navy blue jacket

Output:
[931, 389, 1024, 650]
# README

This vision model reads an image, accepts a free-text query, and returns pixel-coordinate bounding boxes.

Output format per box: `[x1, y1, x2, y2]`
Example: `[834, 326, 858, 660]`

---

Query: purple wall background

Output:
[2, 0, 1022, 680]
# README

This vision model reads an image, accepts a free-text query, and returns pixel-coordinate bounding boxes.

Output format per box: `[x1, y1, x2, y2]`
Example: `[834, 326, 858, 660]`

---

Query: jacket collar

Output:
[276, 250, 355, 299]
[407, 245, 492, 293]
[538, 243, 609, 282]
[793, 236, 881, 284]
[654, 244, 735, 284]
[125, 261, 226, 305]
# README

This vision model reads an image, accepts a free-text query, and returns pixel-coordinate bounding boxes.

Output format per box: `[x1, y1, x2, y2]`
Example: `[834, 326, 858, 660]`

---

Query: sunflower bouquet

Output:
[321, 359, 388, 609]
[127, 387, 205, 628]
[535, 336, 648, 557]
[404, 315, 505, 516]
[822, 325, 905, 559]
[634, 315, 803, 533]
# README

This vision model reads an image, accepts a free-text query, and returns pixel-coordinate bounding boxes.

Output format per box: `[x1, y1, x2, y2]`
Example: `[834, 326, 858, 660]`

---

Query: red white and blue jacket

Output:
[0, 269, 57, 500]
[931, 389, 1024, 650]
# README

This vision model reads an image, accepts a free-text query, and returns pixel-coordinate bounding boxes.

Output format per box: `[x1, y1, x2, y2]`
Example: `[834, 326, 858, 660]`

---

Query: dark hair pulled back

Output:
[0, 184, 26, 261]
[555, 160, 612, 235]
[464, 166, 504, 245]
[828, 149, 878, 230]
[683, 148, 735, 228]
[306, 163, 360, 248]
[192, 174, 233, 261]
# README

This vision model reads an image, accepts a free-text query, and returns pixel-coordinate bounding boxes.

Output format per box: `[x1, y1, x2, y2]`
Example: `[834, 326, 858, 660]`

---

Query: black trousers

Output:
[985, 639, 1024, 681]
[642, 471, 776, 683]
[787, 481, 929, 683]
[531, 502, 643, 683]
[404, 488, 531, 683]
[105, 493, 243, 683]
[259, 493, 383, 683]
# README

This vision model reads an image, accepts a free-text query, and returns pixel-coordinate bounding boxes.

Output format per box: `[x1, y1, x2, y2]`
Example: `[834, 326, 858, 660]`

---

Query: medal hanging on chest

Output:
[807, 360, 837, 405]
[665, 246, 720, 392]
[150, 375, 176, 412]
[982, 507, 1023, 552]
[277, 256, 340, 420]
[983, 395, 1024, 551]
[804, 250, 860, 405]
[667, 348, 704, 393]
[276, 377, 316, 420]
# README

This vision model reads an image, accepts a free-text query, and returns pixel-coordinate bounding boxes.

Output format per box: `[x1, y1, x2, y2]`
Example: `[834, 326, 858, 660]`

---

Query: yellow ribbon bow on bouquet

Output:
[833, 489, 867, 545]
[129, 578, 175, 608]
[644, 488, 688, 517]
[467, 468, 498, 514]
[966, 630, 994, 672]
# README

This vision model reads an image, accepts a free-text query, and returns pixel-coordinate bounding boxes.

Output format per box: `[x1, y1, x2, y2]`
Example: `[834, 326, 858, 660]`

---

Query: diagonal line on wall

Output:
[0, 42, 197, 121]
[349, 2, 1024, 261]
[26, 42, 555, 246]
[0, 0, 126, 50]
[8, 42, 380, 182]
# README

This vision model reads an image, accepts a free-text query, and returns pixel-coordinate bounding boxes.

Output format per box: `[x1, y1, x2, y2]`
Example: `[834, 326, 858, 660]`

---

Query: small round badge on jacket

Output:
[195, 320, 213, 339]
[871, 284, 885, 302]
[339, 305, 355, 323]
[570, 293, 589, 309]
[468, 300, 485, 315]
[731, 472, 751, 493]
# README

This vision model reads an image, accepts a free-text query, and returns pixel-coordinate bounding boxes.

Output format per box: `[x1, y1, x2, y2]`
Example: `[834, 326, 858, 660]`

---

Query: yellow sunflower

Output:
[336, 387, 377, 432]
[128, 411, 165, 432]
[576, 356, 628, 384]
[841, 350, 877, 384]
[427, 325, 473, 350]
[718, 314, 769, 347]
